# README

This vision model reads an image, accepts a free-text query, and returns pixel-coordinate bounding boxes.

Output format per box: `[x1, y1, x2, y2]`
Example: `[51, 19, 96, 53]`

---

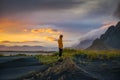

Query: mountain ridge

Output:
[87, 21, 120, 50]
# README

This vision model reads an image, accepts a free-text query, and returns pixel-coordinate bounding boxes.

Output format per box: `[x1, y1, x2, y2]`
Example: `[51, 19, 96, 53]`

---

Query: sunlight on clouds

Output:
[23, 29, 28, 32]
[0, 18, 72, 47]
[31, 28, 61, 34]
[0, 18, 31, 34]
[0, 33, 42, 42]
[0, 33, 45, 46]
[101, 21, 118, 29]
[0, 19, 23, 28]
[0, 19, 78, 47]
[44, 36, 57, 42]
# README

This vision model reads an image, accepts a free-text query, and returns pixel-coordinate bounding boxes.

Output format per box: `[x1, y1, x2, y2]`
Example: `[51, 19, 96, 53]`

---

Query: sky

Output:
[0, 0, 120, 47]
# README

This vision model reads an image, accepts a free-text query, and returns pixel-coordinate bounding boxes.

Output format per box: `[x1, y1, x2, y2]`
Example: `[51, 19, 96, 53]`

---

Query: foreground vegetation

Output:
[35, 48, 120, 64]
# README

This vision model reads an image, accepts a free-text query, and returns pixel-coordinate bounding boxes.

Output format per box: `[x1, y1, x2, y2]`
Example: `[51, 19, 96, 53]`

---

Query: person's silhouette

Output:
[58, 34, 63, 58]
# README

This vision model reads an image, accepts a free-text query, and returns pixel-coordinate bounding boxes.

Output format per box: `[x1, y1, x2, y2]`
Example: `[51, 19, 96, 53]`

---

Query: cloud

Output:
[0, 0, 119, 24]
[114, 2, 120, 19]
[44, 37, 57, 42]
[0, 0, 120, 47]
[0, 0, 83, 16]
[0, 19, 62, 34]
[0, 18, 31, 33]
[31, 28, 61, 34]
[0, 0, 118, 18]
[23, 29, 28, 32]
[78, 21, 117, 43]
[44, 36, 73, 43]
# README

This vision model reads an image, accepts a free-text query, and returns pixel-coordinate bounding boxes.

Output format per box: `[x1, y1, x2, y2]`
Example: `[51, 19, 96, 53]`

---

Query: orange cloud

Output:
[0, 19, 22, 28]
[44, 37, 57, 42]
[0, 18, 63, 46]
[31, 28, 60, 34]
[0, 18, 31, 33]
[23, 29, 28, 32]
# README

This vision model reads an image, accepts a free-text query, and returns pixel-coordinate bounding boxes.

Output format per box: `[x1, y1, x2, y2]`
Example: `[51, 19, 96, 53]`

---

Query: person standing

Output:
[58, 34, 63, 57]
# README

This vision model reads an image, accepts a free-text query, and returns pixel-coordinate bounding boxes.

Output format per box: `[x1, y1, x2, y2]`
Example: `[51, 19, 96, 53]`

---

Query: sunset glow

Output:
[0, 0, 119, 47]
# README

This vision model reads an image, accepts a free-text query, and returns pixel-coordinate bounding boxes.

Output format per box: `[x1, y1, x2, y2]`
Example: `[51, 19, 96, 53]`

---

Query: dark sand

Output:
[74, 56, 120, 80]
[0, 56, 48, 80]
[0, 56, 120, 80]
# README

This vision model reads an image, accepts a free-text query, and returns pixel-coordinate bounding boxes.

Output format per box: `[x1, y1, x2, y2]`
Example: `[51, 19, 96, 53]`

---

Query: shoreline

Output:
[0, 51, 55, 56]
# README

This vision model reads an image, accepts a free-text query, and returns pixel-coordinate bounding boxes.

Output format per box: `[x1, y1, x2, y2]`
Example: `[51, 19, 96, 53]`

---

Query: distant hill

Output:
[87, 21, 120, 50]
[0, 45, 45, 51]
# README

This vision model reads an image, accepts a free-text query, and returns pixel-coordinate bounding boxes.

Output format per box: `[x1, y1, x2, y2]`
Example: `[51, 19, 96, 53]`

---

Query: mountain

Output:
[75, 25, 108, 49]
[87, 39, 111, 50]
[87, 21, 120, 50]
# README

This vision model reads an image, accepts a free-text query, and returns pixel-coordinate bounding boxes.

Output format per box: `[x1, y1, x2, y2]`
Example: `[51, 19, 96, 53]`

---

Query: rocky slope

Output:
[87, 21, 120, 50]
[76, 39, 93, 49]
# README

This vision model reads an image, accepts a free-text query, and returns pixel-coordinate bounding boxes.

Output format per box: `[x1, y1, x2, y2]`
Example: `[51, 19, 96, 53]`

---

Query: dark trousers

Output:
[59, 48, 63, 57]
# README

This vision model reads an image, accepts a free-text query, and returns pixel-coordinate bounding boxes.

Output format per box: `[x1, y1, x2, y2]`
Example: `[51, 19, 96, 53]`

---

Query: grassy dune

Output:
[35, 48, 120, 64]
